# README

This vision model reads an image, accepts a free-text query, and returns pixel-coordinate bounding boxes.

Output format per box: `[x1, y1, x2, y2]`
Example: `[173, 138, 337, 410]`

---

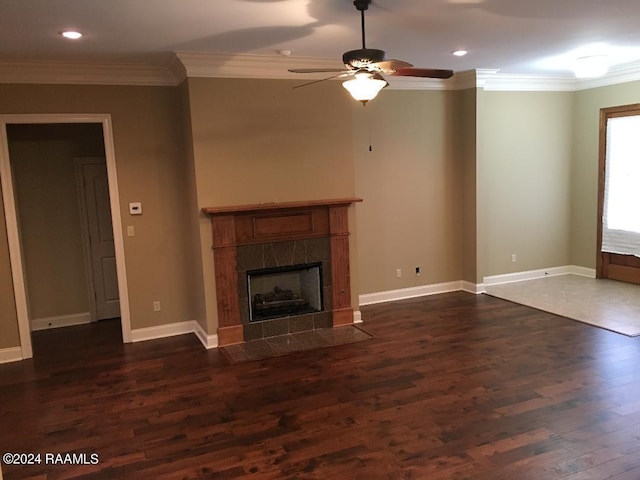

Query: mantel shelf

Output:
[202, 197, 362, 216]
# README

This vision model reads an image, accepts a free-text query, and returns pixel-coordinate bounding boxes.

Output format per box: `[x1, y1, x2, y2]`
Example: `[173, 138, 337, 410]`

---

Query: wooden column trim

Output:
[329, 205, 353, 323]
[209, 214, 241, 336]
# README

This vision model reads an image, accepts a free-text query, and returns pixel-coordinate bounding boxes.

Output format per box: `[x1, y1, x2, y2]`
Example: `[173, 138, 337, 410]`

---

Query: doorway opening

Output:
[0, 114, 131, 360]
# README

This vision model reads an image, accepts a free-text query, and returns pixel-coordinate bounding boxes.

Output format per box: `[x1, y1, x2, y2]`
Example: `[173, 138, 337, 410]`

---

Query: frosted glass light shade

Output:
[342, 72, 387, 105]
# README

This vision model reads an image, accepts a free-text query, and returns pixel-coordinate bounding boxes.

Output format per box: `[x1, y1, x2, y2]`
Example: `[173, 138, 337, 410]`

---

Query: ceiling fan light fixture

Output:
[573, 55, 608, 78]
[342, 71, 387, 105]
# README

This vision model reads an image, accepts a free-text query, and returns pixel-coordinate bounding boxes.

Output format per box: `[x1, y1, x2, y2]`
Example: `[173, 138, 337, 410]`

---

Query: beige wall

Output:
[476, 90, 574, 281]
[570, 80, 640, 268]
[9, 124, 104, 321]
[178, 81, 208, 332]
[353, 89, 463, 294]
[456, 88, 478, 284]
[2, 75, 633, 354]
[0, 84, 195, 337]
[185, 77, 357, 333]
[0, 182, 20, 349]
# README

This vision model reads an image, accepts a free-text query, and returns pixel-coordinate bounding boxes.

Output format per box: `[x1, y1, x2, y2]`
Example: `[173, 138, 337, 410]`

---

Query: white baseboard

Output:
[483, 265, 596, 286]
[0, 346, 23, 364]
[193, 321, 218, 349]
[353, 310, 362, 324]
[357, 267, 598, 306]
[131, 320, 197, 343]
[131, 320, 218, 349]
[461, 281, 484, 294]
[359, 281, 465, 306]
[31, 312, 92, 331]
[569, 265, 597, 278]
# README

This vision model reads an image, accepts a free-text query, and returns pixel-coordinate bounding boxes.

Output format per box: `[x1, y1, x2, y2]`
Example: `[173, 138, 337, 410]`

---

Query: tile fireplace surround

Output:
[203, 198, 362, 347]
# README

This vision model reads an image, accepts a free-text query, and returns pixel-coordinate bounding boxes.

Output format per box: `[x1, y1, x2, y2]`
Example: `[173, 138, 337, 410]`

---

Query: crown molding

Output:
[477, 61, 640, 92]
[1, 52, 639, 92]
[0, 60, 178, 86]
[575, 61, 640, 90]
[385, 76, 449, 91]
[482, 72, 577, 92]
[385, 69, 478, 91]
[174, 51, 344, 80]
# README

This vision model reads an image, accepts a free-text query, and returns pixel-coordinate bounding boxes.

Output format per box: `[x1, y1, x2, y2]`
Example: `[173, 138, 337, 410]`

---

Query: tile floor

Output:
[220, 325, 373, 363]
[485, 274, 640, 336]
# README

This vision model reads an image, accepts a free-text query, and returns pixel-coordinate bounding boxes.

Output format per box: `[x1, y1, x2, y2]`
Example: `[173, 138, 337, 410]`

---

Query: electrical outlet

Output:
[415, 267, 421, 276]
[511, 254, 517, 263]
[153, 301, 161, 312]
[396, 268, 402, 278]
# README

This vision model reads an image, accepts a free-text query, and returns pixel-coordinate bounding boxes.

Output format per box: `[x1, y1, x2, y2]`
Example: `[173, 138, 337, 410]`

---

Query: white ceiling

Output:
[2, 0, 640, 77]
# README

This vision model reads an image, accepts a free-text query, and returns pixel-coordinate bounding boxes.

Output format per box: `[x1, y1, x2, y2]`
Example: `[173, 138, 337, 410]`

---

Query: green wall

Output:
[571, 81, 640, 268]
[477, 89, 574, 281]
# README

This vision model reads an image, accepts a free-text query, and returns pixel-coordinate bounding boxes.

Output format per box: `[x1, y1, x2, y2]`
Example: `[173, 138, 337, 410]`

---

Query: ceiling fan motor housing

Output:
[343, 48, 385, 69]
[353, 0, 372, 11]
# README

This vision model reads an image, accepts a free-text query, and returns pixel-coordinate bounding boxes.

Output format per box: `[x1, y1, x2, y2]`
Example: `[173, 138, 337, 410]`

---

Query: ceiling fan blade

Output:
[373, 59, 413, 72]
[391, 67, 454, 79]
[292, 73, 352, 89]
[288, 68, 347, 74]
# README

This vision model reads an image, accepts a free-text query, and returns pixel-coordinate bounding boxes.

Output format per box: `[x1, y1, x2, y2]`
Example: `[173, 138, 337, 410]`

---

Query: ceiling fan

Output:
[288, 0, 454, 105]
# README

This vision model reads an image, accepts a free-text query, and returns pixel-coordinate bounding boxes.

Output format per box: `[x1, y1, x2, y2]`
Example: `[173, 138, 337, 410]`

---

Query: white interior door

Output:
[77, 157, 120, 320]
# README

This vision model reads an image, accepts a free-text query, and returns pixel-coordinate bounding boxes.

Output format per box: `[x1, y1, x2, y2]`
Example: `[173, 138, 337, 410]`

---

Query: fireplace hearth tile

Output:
[265, 334, 305, 355]
[323, 286, 333, 311]
[237, 244, 264, 271]
[305, 238, 331, 264]
[313, 312, 332, 329]
[239, 298, 250, 325]
[262, 318, 289, 338]
[266, 242, 292, 267]
[322, 261, 332, 287]
[244, 322, 263, 341]
[289, 315, 314, 333]
[292, 241, 306, 265]
[220, 326, 373, 364]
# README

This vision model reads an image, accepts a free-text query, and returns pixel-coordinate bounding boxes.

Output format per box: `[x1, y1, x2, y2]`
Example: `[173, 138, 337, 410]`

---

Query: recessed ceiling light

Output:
[452, 50, 468, 57]
[61, 31, 82, 40]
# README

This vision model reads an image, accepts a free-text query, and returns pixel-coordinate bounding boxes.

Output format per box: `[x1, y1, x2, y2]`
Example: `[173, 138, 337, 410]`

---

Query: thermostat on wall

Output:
[129, 202, 142, 215]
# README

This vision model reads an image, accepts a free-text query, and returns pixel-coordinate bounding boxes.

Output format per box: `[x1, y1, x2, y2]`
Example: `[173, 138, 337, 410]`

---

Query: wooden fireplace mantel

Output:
[202, 198, 362, 346]
[202, 198, 362, 216]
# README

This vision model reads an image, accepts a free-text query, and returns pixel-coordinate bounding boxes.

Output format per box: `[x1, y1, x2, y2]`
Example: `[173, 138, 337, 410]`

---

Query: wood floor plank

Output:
[2, 292, 640, 478]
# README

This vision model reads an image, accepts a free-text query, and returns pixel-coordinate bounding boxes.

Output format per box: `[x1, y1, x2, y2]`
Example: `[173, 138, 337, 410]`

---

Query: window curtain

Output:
[601, 115, 640, 258]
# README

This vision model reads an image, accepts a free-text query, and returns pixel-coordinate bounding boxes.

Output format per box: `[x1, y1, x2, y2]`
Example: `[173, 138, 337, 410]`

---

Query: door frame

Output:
[596, 103, 640, 280]
[0, 114, 132, 359]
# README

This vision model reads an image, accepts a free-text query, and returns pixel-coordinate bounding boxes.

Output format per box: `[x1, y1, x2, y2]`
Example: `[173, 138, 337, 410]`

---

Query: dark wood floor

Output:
[2, 292, 640, 479]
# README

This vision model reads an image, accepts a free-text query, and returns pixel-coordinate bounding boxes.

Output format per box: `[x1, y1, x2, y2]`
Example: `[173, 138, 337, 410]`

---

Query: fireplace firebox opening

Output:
[248, 263, 324, 322]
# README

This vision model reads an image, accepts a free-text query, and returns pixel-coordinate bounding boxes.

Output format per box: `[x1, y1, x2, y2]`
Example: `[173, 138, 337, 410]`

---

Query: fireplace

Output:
[248, 262, 323, 321]
[203, 198, 362, 346]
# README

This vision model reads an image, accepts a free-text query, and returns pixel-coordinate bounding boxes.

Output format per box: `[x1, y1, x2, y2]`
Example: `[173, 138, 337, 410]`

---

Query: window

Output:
[601, 109, 640, 257]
